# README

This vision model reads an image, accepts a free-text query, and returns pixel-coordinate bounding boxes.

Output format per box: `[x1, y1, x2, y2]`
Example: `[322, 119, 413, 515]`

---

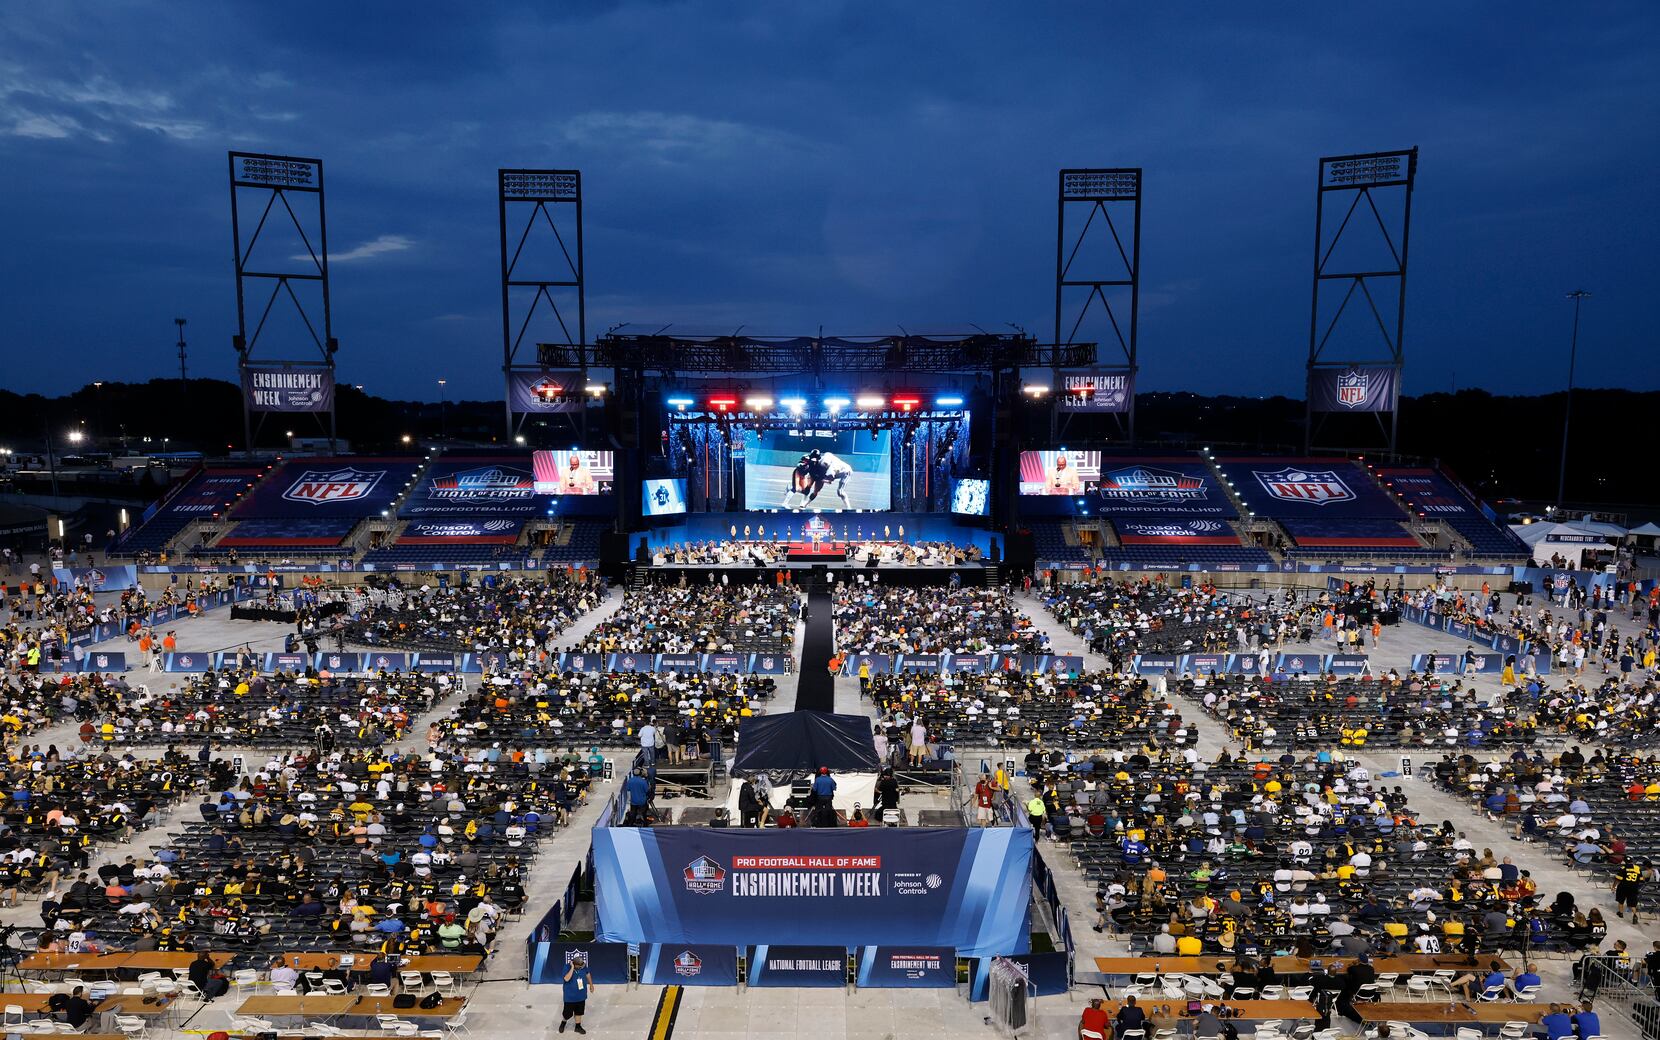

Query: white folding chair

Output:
[113, 1015, 148, 1039]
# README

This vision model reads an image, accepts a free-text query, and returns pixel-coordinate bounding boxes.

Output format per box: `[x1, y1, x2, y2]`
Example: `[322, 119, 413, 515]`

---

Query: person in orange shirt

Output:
[161, 631, 177, 653]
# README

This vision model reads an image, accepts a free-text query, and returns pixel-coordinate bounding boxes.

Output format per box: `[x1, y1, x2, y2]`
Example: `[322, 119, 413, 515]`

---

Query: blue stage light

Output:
[935, 396, 964, 407]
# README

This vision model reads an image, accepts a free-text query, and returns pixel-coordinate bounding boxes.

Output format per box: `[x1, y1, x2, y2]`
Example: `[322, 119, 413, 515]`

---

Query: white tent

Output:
[1510, 521, 1618, 568]
[1628, 521, 1660, 541]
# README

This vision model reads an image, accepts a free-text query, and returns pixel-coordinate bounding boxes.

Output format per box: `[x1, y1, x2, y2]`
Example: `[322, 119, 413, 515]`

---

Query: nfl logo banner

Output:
[748, 653, 790, 675]
[560, 653, 604, 673]
[896, 654, 941, 673]
[78, 651, 128, 672]
[1309, 365, 1396, 412]
[638, 944, 738, 987]
[314, 652, 362, 673]
[527, 942, 631, 986]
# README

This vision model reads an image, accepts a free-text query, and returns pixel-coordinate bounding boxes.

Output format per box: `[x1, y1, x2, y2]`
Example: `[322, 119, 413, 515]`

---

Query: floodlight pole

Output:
[1555, 290, 1590, 511]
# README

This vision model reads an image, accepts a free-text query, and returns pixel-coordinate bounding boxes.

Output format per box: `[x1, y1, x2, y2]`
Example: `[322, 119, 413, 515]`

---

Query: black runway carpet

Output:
[793, 591, 835, 712]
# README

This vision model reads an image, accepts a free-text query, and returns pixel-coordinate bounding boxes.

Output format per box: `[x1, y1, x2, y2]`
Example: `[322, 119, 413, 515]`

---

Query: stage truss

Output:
[1305, 148, 1417, 453]
[227, 151, 337, 450]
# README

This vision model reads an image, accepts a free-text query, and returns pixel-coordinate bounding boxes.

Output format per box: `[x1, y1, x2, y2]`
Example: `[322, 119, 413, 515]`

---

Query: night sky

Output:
[3, 2, 1656, 401]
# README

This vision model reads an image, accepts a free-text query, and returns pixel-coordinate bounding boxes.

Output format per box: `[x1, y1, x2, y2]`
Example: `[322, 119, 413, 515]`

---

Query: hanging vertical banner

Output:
[508, 370, 587, 413]
[241, 363, 335, 412]
[1309, 365, 1397, 412]
[1057, 369, 1133, 412]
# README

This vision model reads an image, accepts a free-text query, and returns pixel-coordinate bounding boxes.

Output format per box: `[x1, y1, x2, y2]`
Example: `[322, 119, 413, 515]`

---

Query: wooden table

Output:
[117, 951, 232, 972]
[96, 995, 180, 1018]
[1358, 1001, 1550, 1025]
[17, 952, 131, 973]
[402, 954, 484, 974]
[19, 950, 232, 974]
[1092, 954, 1507, 977]
[236, 994, 360, 1020]
[237, 995, 467, 1022]
[349, 995, 467, 1018]
[1097, 998, 1319, 1023]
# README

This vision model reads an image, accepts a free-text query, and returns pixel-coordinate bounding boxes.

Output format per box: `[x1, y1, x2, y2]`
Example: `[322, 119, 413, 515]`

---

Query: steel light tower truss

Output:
[1055, 168, 1141, 441]
[500, 168, 586, 437]
[228, 151, 336, 449]
[1305, 148, 1417, 453]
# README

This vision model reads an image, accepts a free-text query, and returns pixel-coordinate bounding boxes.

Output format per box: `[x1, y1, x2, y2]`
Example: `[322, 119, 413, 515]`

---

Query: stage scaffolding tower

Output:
[1304, 148, 1417, 454]
[1054, 168, 1141, 442]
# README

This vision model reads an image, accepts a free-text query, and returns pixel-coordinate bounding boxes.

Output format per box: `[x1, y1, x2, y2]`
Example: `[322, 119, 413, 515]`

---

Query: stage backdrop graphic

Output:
[744, 428, 892, 512]
[150, 469, 262, 518]
[1218, 457, 1408, 520]
[1090, 459, 1238, 518]
[592, 826, 1031, 960]
[231, 457, 422, 518]
[400, 456, 547, 516]
[1374, 467, 1474, 516]
[1057, 369, 1133, 412]
[241, 363, 334, 412]
[1309, 365, 1396, 412]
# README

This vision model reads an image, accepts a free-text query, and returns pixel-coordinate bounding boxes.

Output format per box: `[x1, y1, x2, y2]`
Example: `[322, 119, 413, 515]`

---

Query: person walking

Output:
[558, 952, 592, 1034]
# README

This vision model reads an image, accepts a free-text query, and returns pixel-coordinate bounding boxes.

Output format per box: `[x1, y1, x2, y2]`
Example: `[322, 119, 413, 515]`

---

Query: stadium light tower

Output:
[1556, 289, 1591, 511]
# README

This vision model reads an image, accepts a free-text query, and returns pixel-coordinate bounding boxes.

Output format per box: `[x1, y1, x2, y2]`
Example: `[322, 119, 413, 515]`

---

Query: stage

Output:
[637, 561, 988, 587]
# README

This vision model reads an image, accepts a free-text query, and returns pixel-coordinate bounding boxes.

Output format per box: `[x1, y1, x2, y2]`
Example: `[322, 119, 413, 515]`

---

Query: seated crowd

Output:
[1040, 577, 1248, 660]
[431, 669, 772, 750]
[1048, 748, 1609, 964]
[81, 667, 454, 748]
[24, 746, 585, 958]
[864, 669, 1199, 754]
[834, 584, 1050, 655]
[1, 745, 216, 906]
[1191, 670, 1545, 751]
[346, 574, 609, 659]
[573, 578, 796, 656]
[1431, 747, 1660, 917]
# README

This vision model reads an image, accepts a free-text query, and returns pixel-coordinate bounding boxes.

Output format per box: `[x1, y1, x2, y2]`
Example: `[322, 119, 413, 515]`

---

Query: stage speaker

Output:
[637, 538, 649, 562]
[1005, 529, 1035, 573]
[599, 531, 631, 574]
[988, 539, 1000, 563]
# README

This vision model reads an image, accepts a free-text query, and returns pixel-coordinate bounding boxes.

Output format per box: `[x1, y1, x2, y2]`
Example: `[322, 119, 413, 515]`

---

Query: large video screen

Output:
[745, 429, 891, 511]
[531, 450, 614, 495]
[1017, 450, 1101, 496]
[951, 477, 990, 516]
[642, 478, 687, 517]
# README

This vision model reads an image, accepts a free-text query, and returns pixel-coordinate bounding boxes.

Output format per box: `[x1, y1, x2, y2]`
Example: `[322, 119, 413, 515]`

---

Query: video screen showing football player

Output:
[783, 448, 853, 508]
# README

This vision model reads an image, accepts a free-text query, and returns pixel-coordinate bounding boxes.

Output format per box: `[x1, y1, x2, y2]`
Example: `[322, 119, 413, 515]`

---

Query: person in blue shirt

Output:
[624, 770, 651, 826]
[1571, 1001, 1600, 1038]
[1538, 1003, 1574, 1040]
[1511, 962, 1541, 996]
[559, 953, 593, 1034]
[811, 767, 837, 809]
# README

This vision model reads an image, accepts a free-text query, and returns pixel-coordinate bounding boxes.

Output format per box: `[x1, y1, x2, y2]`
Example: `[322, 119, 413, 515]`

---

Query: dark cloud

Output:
[1, 1, 1655, 399]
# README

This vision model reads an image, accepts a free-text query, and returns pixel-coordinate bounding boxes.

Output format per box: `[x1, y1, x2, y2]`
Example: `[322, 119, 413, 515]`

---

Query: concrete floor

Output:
[0, 581, 1635, 1039]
